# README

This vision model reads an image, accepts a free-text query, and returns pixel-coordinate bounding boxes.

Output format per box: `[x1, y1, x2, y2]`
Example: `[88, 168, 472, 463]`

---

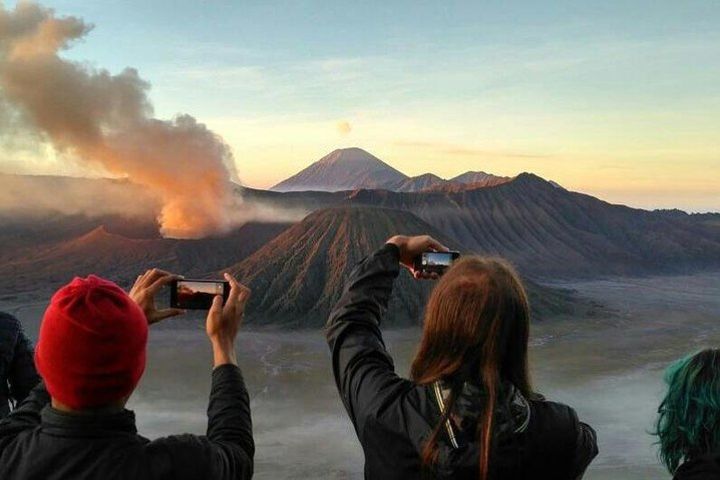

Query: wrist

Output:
[210, 338, 237, 367]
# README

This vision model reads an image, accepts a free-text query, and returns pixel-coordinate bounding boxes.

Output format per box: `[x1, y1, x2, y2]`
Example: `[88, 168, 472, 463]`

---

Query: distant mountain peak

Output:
[74, 225, 117, 243]
[271, 148, 408, 193]
[317, 147, 375, 164]
[510, 172, 563, 190]
[448, 171, 511, 189]
[271, 147, 523, 194]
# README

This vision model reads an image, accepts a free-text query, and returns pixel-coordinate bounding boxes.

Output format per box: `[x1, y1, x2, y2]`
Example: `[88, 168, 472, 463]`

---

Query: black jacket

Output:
[674, 454, 720, 479]
[326, 244, 599, 479]
[0, 364, 254, 480]
[0, 312, 40, 418]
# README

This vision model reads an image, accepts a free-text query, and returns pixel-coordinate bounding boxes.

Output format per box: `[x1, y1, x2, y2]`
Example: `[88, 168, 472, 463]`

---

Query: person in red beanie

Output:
[0, 268, 254, 480]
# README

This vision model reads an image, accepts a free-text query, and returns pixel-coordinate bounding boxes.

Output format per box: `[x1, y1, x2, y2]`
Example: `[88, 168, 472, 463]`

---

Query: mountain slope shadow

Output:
[0, 222, 289, 298]
[225, 206, 600, 327]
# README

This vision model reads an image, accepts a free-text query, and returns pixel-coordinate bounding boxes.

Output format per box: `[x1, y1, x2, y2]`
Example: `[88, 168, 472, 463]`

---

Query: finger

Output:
[223, 272, 242, 303]
[129, 274, 144, 294]
[155, 308, 186, 321]
[208, 295, 223, 317]
[224, 272, 244, 296]
[147, 273, 183, 295]
[424, 236, 449, 252]
[144, 268, 175, 286]
[413, 270, 422, 280]
[138, 269, 153, 286]
[237, 285, 251, 305]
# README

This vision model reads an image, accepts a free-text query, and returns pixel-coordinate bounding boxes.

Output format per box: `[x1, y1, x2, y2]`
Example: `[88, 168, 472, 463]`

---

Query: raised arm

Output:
[326, 235, 448, 433]
[203, 273, 254, 479]
[131, 270, 254, 479]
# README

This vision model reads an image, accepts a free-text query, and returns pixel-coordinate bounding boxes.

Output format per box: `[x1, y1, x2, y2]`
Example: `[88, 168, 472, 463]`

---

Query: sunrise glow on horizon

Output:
[1, 0, 718, 212]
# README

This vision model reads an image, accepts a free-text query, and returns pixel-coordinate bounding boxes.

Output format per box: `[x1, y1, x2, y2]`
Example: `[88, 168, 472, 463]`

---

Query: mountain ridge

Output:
[244, 172, 720, 278]
[224, 206, 596, 326]
[270, 147, 509, 193]
[271, 147, 408, 192]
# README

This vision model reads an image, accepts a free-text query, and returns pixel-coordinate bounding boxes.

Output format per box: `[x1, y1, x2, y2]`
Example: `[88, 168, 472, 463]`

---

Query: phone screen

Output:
[415, 251, 460, 274]
[422, 252, 456, 268]
[171, 279, 229, 310]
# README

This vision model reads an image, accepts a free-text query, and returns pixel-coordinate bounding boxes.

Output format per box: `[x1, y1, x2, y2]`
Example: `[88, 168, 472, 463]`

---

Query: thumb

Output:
[206, 295, 224, 336]
[209, 295, 223, 316]
[207, 295, 222, 322]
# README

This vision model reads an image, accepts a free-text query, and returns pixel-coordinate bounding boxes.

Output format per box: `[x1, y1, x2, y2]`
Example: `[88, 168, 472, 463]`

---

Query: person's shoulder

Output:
[364, 380, 430, 428]
[0, 312, 22, 358]
[674, 454, 720, 480]
[0, 312, 21, 332]
[527, 395, 583, 430]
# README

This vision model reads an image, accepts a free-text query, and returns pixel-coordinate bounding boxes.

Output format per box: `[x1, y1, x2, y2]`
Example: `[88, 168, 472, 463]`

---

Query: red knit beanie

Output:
[35, 275, 148, 409]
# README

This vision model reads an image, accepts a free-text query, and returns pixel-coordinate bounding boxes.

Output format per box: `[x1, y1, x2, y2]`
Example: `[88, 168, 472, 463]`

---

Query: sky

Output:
[1, 0, 719, 212]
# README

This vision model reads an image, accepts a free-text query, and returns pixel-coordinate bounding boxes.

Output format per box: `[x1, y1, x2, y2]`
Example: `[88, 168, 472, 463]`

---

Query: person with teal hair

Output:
[655, 349, 720, 479]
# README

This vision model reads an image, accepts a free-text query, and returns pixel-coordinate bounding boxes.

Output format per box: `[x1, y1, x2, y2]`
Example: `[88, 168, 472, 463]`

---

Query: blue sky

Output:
[4, 0, 720, 211]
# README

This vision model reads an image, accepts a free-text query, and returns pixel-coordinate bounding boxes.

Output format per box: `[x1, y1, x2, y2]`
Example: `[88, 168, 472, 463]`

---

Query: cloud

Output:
[336, 120, 352, 135]
[0, 173, 160, 219]
[0, 2, 242, 239]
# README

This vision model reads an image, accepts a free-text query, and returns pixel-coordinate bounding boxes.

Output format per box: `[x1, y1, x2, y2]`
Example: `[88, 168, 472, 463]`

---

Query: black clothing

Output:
[674, 454, 720, 480]
[326, 244, 598, 479]
[0, 312, 39, 418]
[0, 364, 254, 480]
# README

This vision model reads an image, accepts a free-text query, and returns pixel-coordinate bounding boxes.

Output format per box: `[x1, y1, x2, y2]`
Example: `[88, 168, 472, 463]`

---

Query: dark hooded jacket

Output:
[326, 244, 598, 479]
[674, 454, 720, 480]
[0, 312, 40, 418]
[0, 364, 253, 480]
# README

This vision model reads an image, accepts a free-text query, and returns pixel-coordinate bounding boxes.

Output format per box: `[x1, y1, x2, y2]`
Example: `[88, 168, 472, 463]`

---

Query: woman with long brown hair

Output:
[326, 234, 598, 479]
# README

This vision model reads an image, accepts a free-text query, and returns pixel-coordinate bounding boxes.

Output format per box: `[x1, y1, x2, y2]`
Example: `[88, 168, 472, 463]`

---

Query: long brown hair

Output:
[410, 256, 532, 480]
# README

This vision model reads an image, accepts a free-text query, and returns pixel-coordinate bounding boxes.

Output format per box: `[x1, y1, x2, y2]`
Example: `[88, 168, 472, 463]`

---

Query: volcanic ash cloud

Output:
[0, 2, 238, 238]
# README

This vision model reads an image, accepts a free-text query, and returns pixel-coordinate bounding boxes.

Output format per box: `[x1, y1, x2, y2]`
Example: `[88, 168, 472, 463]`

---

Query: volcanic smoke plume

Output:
[0, 2, 238, 238]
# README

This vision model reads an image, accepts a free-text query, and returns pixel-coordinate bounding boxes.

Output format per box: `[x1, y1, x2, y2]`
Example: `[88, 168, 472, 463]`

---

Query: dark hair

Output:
[654, 349, 720, 473]
[410, 256, 533, 480]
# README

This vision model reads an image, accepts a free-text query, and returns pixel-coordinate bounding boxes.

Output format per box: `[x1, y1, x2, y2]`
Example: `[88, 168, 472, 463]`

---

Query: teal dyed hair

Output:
[654, 349, 720, 473]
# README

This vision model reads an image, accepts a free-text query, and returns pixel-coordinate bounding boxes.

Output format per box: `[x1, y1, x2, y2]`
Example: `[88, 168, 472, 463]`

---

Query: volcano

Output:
[271, 148, 408, 192]
[225, 206, 595, 327]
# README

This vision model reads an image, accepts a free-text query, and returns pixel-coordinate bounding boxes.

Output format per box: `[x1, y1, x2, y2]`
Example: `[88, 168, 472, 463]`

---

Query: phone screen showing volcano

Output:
[418, 251, 460, 274]
[173, 280, 228, 309]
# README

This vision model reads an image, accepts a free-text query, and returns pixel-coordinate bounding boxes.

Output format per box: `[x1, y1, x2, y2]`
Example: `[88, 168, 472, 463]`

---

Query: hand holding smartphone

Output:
[170, 279, 230, 310]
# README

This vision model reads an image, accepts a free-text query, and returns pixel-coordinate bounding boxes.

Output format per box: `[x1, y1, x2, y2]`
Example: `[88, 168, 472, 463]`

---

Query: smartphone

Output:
[413, 251, 461, 275]
[170, 279, 230, 310]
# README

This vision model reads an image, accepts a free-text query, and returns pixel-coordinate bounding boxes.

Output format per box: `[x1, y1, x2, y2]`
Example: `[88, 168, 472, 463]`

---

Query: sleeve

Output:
[8, 324, 40, 405]
[325, 243, 412, 437]
[0, 382, 50, 439]
[147, 364, 254, 480]
[205, 364, 254, 479]
[569, 415, 599, 479]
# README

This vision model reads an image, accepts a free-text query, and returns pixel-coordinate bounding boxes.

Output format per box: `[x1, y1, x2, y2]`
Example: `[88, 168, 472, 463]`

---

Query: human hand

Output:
[206, 272, 251, 367]
[385, 235, 450, 280]
[129, 268, 185, 325]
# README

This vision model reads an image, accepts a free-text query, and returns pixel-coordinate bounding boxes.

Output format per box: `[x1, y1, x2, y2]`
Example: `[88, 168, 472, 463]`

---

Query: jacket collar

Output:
[434, 379, 531, 448]
[41, 405, 138, 437]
